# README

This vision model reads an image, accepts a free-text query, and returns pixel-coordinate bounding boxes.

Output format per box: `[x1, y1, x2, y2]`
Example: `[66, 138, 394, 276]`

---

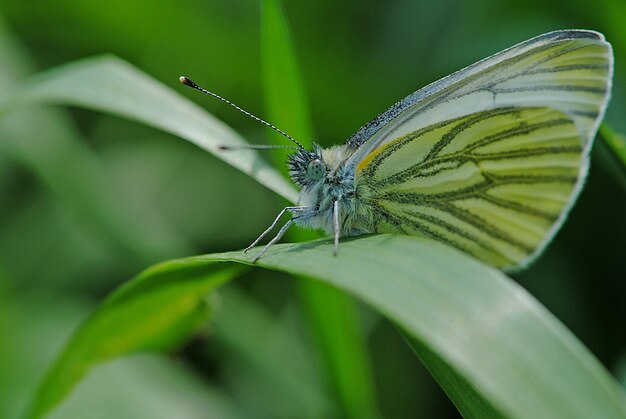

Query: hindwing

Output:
[356, 107, 584, 270]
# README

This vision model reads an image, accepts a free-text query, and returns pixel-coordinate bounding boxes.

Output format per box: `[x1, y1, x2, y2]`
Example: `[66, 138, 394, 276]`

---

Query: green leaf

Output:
[29, 235, 626, 419]
[261, 0, 314, 154]
[260, 1, 378, 417]
[402, 331, 504, 418]
[0, 292, 247, 419]
[48, 355, 249, 419]
[213, 287, 336, 418]
[598, 123, 626, 189]
[0, 17, 192, 263]
[27, 263, 246, 419]
[1, 55, 298, 203]
[600, 124, 626, 168]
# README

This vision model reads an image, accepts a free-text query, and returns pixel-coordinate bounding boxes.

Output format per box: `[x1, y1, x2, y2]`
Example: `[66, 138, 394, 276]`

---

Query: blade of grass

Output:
[28, 235, 626, 419]
[0, 293, 248, 419]
[0, 55, 298, 204]
[400, 330, 505, 419]
[598, 123, 626, 189]
[3, 16, 360, 416]
[213, 287, 336, 418]
[27, 263, 246, 419]
[600, 124, 626, 168]
[48, 355, 249, 419]
[0, 16, 192, 263]
[260, 1, 378, 417]
[260, 0, 314, 171]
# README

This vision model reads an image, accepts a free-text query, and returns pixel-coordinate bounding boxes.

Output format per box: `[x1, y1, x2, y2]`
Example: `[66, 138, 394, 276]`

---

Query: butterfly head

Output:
[288, 144, 327, 187]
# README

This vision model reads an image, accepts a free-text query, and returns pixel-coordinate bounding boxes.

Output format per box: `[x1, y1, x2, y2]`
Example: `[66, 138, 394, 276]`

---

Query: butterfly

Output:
[181, 29, 613, 271]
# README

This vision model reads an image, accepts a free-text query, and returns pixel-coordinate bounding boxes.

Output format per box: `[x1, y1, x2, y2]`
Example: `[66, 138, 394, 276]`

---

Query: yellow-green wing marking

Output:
[346, 30, 613, 168]
[356, 107, 583, 270]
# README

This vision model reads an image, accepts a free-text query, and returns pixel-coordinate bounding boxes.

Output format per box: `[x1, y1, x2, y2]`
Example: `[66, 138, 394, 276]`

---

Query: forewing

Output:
[346, 30, 612, 168]
[356, 107, 586, 270]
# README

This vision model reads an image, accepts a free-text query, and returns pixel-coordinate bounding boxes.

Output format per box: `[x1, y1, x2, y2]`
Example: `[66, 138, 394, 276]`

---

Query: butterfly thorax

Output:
[287, 144, 372, 236]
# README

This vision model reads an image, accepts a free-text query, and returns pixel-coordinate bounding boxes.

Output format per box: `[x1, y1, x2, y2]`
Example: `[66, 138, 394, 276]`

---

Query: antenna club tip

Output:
[179, 76, 195, 87]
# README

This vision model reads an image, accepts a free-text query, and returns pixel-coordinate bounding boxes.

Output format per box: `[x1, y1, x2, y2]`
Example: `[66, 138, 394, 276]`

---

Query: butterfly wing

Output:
[351, 30, 612, 271]
[346, 30, 612, 168]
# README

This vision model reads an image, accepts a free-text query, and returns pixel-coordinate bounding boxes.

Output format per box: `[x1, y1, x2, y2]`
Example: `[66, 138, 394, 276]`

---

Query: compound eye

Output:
[306, 159, 325, 180]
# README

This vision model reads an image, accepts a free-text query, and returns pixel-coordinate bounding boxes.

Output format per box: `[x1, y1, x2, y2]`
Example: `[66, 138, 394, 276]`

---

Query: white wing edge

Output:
[505, 39, 614, 272]
[346, 30, 608, 153]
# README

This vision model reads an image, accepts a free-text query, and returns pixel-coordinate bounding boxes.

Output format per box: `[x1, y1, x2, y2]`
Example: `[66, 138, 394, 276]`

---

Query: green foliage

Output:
[3, 55, 298, 203]
[261, 0, 314, 155]
[1, 1, 625, 419]
[601, 124, 626, 168]
[27, 236, 626, 418]
[260, 1, 378, 417]
[599, 124, 626, 189]
[28, 263, 243, 419]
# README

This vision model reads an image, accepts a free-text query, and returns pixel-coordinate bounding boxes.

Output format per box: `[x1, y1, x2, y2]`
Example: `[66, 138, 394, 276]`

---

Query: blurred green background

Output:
[0, 0, 624, 418]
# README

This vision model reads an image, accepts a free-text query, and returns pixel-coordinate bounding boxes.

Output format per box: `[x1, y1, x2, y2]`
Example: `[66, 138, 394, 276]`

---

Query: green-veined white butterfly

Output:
[181, 29, 613, 271]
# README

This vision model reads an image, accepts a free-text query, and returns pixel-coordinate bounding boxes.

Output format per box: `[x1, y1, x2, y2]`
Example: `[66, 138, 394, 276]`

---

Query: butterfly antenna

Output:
[218, 144, 301, 151]
[180, 76, 306, 149]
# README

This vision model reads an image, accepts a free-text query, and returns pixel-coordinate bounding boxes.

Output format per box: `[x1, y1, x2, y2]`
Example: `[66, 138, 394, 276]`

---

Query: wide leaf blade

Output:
[29, 235, 626, 419]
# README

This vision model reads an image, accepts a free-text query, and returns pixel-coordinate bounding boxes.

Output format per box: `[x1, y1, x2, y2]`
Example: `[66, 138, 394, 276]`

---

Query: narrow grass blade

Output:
[0, 17, 192, 262]
[27, 263, 246, 419]
[213, 287, 336, 418]
[401, 330, 505, 419]
[261, 0, 314, 166]
[598, 123, 626, 189]
[600, 124, 626, 168]
[261, 1, 378, 416]
[1, 55, 298, 203]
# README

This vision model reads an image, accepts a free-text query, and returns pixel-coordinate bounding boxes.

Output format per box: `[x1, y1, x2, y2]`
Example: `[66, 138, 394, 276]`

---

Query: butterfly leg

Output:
[244, 206, 304, 252]
[333, 200, 340, 256]
[252, 219, 294, 263]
